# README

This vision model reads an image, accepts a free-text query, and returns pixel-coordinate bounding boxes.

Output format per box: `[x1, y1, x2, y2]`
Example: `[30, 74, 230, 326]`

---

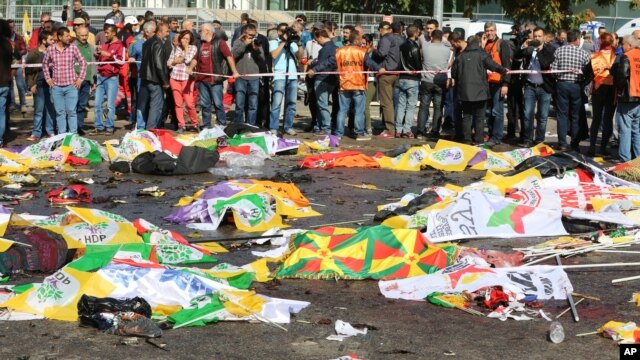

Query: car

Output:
[616, 17, 640, 37]
[441, 18, 513, 40]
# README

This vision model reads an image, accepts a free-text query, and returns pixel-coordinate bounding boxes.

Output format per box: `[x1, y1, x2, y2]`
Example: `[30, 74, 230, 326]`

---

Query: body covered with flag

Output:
[276, 226, 458, 280]
[0, 244, 308, 323]
[166, 180, 320, 232]
[379, 257, 573, 301]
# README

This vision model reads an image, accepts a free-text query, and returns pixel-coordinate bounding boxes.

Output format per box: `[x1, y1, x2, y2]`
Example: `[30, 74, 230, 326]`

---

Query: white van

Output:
[441, 18, 513, 40]
[617, 18, 640, 37]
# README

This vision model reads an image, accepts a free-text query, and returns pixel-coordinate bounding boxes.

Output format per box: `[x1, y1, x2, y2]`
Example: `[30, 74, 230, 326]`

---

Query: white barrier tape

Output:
[192, 68, 582, 79]
[11, 60, 139, 69]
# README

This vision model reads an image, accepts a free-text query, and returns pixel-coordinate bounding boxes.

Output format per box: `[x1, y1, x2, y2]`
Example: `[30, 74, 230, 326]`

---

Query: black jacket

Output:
[399, 38, 422, 80]
[615, 52, 640, 104]
[140, 35, 169, 86]
[516, 43, 556, 93]
[452, 43, 507, 102]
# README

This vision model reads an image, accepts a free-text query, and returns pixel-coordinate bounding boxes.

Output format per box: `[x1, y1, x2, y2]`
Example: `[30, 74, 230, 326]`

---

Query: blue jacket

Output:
[313, 40, 337, 82]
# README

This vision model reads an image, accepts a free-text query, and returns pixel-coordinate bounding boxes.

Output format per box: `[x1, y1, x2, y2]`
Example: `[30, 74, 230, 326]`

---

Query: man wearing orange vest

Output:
[587, 33, 617, 157]
[335, 32, 369, 140]
[615, 35, 640, 162]
[483, 22, 512, 147]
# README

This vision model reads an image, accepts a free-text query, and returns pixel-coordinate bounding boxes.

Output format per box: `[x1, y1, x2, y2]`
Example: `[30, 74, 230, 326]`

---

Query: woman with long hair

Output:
[167, 30, 199, 132]
[588, 32, 617, 156]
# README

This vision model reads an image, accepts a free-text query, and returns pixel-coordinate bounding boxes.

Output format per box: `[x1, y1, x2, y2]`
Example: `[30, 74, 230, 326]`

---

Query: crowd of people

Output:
[0, 1, 640, 162]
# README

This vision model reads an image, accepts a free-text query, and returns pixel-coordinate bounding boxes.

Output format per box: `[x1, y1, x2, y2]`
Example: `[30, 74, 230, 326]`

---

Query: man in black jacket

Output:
[396, 24, 422, 138]
[517, 27, 556, 147]
[452, 36, 507, 145]
[137, 21, 169, 129]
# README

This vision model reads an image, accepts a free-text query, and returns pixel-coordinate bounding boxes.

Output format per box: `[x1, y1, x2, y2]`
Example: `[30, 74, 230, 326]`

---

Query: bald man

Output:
[182, 19, 200, 46]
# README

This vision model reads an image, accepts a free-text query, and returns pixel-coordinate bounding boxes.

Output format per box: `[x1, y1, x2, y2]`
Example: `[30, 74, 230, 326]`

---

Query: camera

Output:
[280, 27, 300, 44]
[514, 29, 531, 47]
[528, 40, 541, 48]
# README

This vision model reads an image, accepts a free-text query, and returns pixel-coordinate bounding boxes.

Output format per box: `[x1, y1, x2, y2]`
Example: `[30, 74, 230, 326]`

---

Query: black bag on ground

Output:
[78, 294, 152, 329]
[110, 147, 219, 175]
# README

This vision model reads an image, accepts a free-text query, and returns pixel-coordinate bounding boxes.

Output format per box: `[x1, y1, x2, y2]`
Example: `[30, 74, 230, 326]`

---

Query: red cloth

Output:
[150, 129, 183, 156]
[66, 154, 90, 165]
[219, 145, 252, 155]
[298, 151, 379, 169]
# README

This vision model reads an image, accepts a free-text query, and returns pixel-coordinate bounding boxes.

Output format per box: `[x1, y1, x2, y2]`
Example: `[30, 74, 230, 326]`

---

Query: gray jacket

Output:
[231, 39, 265, 79]
[373, 33, 400, 71]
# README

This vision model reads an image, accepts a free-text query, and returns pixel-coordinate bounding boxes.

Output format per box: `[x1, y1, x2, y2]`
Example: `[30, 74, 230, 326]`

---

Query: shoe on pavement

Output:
[356, 134, 371, 141]
[376, 132, 394, 139]
[26, 135, 39, 142]
[285, 128, 297, 136]
[518, 140, 533, 148]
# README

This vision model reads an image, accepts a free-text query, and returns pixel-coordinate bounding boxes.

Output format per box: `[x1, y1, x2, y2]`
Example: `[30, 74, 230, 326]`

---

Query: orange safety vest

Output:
[485, 39, 502, 84]
[591, 51, 615, 90]
[627, 48, 640, 97]
[336, 45, 367, 91]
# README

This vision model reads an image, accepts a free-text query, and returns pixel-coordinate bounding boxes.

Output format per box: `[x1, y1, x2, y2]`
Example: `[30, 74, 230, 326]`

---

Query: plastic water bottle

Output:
[549, 321, 565, 343]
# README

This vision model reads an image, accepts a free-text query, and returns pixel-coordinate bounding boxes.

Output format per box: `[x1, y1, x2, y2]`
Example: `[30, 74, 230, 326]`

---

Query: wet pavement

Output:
[0, 101, 632, 359]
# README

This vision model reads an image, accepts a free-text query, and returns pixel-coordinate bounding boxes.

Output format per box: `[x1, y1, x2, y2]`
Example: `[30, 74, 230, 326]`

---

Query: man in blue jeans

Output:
[232, 23, 263, 125]
[92, 24, 123, 135]
[195, 22, 239, 128]
[0, 19, 13, 147]
[269, 26, 300, 135]
[307, 29, 337, 135]
[615, 35, 640, 162]
[25, 30, 56, 141]
[42, 26, 87, 134]
[517, 27, 555, 147]
[551, 29, 590, 151]
[138, 22, 170, 130]
[483, 22, 512, 146]
[395, 25, 422, 138]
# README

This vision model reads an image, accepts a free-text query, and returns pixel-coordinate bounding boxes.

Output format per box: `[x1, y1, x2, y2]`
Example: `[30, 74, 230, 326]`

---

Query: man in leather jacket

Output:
[138, 21, 169, 129]
[452, 36, 508, 144]
[615, 35, 640, 162]
[396, 24, 422, 138]
[516, 27, 556, 147]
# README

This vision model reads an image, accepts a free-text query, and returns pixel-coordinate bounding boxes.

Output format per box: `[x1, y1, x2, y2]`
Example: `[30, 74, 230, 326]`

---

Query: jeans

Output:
[170, 78, 199, 128]
[314, 79, 335, 132]
[395, 78, 419, 134]
[487, 83, 505, 143]
[270, 78, 297, 131]
[337, 90, 366, 137]
[76, 80, 91, 130]
[590, 84, 615, 152]
[137, 80, 164, 130]
[32, 84, 55, 138]
[0, 86, 9, 144]
[417, 81, 443, 135]
[198, 81, 225, 127]
[522, 84, 552, 143]
[94, 75, 119, 131]
[378, 74, 398, 133]
[364, 81, 376, 132]
[50, 85, 78, 134]
[129, 77, 140, 124]
[461, 100, 486, 144]
[555, 82, 583, 148]
[10, 68, 27, 108]
[234, 78, 259, 125]
[616, 102, 640, 162]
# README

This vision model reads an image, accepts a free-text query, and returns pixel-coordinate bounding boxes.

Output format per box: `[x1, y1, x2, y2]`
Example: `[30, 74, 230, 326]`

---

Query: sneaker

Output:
[518, 140, 533, 148]
[356, 134, 371, 141]
[315, 130, 328, 136]
[108, 128, 116, 135]
[285, 128, 297, 136]
[366, 128, 373, 135]
[26, 135, 39, 142]
[177, 127, 185, 133]
[89, 129, 105, 135]
[415, 134, 424, 140]
[395, 132, 402, 138]
[376, 132, 394, 139]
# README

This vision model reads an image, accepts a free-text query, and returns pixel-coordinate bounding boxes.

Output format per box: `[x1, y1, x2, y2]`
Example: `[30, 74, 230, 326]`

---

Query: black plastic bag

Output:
[77, 295, 161, 337]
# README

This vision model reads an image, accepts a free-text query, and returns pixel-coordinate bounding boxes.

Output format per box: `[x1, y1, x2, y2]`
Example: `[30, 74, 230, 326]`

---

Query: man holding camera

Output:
[269, 25, 302, 135]
[517, 27, 555, 147]
[232, 23, 264, 125]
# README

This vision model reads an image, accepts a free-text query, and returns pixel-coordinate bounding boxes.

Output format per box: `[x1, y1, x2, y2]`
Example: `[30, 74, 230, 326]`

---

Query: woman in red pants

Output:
[167, 30, 199, 132]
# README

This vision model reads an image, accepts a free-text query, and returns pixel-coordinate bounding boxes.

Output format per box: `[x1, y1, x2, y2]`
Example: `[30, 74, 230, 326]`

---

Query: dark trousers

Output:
[258, 78, 271, 128]
[461, 100, 487, 144]
[161, 85, 177, 129]
[590, 84, 615, 152]
[76, 80, 91, 130]
[556, 81, 583, 149]
[378, 74, 398, 133]
[507, 78, 524, 139]
[305, 76, 318, 130]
